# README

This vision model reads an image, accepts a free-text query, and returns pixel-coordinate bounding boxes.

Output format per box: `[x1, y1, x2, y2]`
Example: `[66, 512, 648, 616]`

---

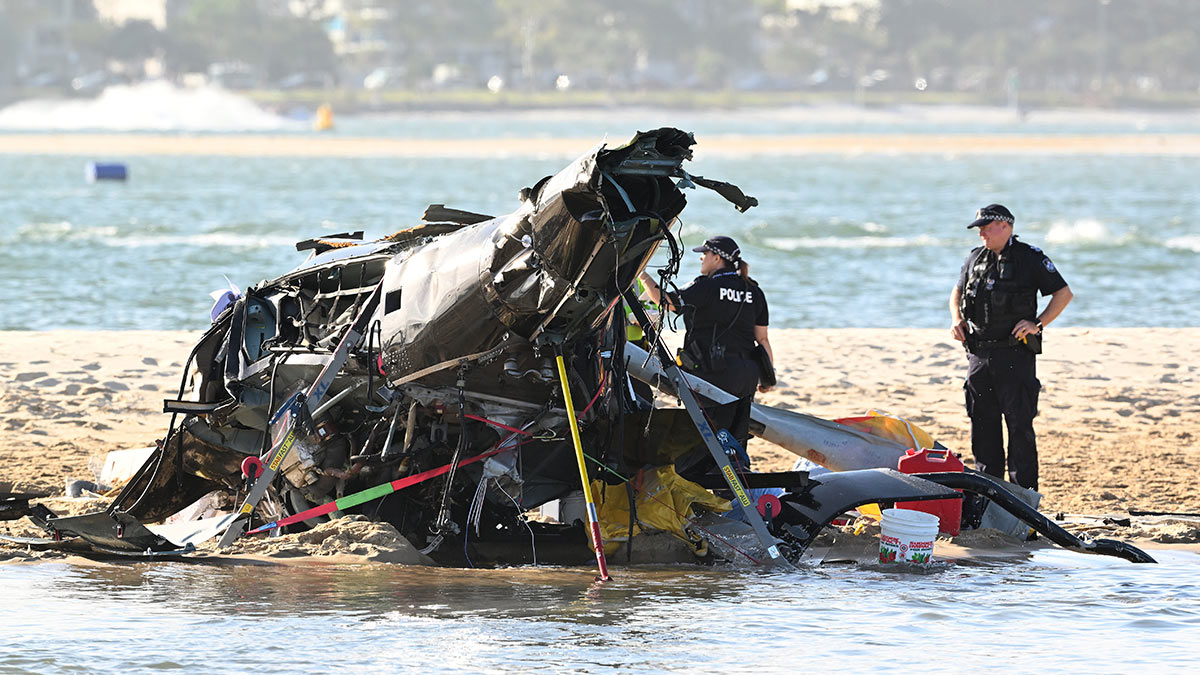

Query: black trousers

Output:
[964, 346, 1041, 491]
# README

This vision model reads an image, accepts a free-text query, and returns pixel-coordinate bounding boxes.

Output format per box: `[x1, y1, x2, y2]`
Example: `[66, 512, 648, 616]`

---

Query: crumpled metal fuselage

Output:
[106, 129, 702, 563]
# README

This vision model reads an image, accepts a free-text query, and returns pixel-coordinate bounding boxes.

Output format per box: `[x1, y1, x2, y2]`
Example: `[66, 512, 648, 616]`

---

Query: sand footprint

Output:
[14, 371, 48, 382]
[81, 363, 101, 371]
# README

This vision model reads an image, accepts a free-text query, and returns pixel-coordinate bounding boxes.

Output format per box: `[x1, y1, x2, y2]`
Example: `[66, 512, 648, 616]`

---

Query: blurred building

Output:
[92, 0, 170, 29]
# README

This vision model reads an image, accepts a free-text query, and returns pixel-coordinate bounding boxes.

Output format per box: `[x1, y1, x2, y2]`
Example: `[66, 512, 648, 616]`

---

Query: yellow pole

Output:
[555, 352, 612, 581]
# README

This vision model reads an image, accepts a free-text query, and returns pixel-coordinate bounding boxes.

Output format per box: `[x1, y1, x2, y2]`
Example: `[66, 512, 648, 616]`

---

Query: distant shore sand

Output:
[4, 133, 1200, 157]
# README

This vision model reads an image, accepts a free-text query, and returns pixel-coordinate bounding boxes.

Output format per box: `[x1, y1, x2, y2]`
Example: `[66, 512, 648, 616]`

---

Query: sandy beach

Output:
[2, 327, 1198, 556]
[3, 327, 1197, 510]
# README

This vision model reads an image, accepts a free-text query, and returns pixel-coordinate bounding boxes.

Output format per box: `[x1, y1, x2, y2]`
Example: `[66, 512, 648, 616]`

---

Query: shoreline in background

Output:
[1, 328, 1196, 520]
[5, 133, 1200, 157]
[176, 89, 1200, 115]
[8, 86, 1200, 115]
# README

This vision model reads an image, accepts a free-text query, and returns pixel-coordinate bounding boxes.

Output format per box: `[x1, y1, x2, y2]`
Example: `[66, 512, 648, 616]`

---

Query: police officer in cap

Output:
[950, 204, 1073, 491]
[639, 235, 773, 478]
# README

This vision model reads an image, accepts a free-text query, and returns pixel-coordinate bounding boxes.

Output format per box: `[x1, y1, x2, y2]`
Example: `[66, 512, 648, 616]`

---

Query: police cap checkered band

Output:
[691, 236, 741, 262]
[967, 204, 1015, 229]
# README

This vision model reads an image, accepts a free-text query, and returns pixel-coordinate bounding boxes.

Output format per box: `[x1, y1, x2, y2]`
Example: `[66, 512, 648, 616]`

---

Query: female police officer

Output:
[638, 235, 773, 478]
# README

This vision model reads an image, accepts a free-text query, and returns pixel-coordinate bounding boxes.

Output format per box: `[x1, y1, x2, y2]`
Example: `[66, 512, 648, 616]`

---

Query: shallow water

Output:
[1, 548, 1197, 673]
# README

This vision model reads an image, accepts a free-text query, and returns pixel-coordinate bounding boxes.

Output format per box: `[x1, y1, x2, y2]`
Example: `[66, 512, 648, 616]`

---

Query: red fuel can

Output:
[896, 448, 964, 535]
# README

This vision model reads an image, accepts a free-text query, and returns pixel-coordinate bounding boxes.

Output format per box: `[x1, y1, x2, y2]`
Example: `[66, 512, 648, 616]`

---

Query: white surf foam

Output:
[10, 221, 295, 249]
[102, 232, 298, 249]
[1165, 236, 1200, 253]
[1044, 219, 1112, 245]
[763, 234, 943, 250]
[0, 80, 296, 132]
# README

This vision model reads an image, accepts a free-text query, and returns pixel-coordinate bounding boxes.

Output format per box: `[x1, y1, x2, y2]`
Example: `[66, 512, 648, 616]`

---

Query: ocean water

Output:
[2, 90, 1199, 330]
[1, 142, 1197, 331]
[1, 549, 1198, 673]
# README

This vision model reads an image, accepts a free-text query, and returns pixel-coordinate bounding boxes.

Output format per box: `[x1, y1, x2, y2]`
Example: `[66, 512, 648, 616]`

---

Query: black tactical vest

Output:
[960, 241, 1039, 341]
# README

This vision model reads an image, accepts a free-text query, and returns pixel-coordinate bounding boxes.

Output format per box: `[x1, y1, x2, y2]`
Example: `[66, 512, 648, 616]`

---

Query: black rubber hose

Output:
[912, 471, 1157, 564]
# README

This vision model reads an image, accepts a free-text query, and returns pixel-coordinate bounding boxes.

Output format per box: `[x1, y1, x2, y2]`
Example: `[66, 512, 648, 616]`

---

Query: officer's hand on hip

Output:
[950, 319, 968, 342]
[1012, 319, 1041, 340]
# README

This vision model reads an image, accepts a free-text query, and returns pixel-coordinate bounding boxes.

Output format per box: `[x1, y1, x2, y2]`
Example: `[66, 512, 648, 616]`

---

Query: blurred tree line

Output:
[2, 0, 1198, 98]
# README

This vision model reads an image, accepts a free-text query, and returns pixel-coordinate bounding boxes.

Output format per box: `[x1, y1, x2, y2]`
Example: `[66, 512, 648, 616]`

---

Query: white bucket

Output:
[879, 508, 939, 566]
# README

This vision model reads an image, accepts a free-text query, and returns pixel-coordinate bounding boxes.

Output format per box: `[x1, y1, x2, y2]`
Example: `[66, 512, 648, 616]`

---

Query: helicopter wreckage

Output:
[7, 128, 1153, 567]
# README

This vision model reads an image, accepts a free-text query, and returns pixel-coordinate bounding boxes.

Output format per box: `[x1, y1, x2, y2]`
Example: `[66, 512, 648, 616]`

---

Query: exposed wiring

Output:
[495, 480, 537, 566]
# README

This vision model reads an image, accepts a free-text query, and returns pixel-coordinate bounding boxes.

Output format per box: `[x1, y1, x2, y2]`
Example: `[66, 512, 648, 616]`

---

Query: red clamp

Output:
[241, 456, 265, 480]
[756, 494, 782, 520]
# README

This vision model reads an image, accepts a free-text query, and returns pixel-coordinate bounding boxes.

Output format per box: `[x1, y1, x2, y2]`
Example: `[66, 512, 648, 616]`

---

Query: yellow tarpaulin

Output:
[836, 409, 936, 451]
[592, 465, 731, 556]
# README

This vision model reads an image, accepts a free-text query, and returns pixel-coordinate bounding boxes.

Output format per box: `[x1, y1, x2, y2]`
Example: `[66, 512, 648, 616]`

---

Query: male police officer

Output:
[949, 204, 1073, 491]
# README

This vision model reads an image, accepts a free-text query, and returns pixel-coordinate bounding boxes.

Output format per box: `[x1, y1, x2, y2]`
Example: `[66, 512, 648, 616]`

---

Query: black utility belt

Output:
[677, 342, 752, 372]
[967, 333, 1041, 355]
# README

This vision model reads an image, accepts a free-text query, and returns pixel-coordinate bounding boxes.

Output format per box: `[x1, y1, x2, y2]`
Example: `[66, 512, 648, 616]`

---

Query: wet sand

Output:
[4, 133, 1200, 157]
[2, 328, 1198, 557]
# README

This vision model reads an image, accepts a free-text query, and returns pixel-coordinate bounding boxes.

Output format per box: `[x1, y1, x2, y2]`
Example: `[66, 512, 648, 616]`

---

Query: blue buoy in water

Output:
[86, 162, 128, 182]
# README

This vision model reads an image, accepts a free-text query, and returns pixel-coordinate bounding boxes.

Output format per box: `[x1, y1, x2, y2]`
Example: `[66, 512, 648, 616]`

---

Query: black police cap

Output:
[968, 204, 1015, 229]
[691, 236, 741, 263]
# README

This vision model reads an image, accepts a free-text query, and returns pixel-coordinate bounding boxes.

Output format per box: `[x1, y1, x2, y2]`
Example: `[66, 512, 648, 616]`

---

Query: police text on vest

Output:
[719, 288, 753, 303]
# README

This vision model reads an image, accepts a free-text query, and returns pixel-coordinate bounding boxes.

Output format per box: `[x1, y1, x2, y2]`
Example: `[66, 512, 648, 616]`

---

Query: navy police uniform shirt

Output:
[668, 271, 769, 359]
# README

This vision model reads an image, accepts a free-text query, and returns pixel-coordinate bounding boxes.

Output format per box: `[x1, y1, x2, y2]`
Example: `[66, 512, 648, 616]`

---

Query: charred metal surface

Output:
[86, 128, 750, 565]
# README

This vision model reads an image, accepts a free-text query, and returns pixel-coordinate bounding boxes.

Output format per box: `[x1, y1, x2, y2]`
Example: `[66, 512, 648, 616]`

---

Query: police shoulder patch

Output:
[1043, 258, 1056, 273]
